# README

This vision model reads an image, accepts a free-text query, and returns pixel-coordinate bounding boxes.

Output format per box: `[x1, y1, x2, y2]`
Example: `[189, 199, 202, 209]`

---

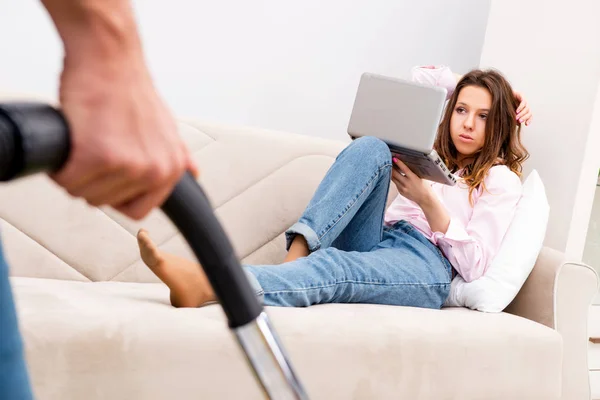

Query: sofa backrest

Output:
[0, 120, 361, 282]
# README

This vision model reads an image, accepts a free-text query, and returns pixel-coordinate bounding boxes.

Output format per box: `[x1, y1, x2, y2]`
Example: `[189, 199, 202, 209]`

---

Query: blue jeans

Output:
[245, 136, 452, 308]
[0, 236, 33, 399]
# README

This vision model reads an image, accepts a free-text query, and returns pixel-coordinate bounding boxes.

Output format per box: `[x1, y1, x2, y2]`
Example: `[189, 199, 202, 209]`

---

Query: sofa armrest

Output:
[505, 246, 599, 400]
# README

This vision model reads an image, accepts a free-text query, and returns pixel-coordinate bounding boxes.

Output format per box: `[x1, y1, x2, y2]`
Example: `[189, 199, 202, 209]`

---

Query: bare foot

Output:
[137, 229, 215, 308]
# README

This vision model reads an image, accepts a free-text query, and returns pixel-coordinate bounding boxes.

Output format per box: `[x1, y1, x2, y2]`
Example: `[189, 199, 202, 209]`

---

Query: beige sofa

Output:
[1, 117, 598, 399]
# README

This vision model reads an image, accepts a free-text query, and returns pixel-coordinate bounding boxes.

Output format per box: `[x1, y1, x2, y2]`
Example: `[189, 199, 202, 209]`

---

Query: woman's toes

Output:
[137, 229, 163, 268]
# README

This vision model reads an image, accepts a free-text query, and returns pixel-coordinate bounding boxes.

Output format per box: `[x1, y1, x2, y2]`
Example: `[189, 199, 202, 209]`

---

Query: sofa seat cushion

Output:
[12, 277, 562, 400]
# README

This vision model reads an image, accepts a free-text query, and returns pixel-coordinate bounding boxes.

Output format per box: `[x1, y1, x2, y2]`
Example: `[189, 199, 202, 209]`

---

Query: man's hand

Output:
[41, 0, 198, 220]
[52, 61, 198, 220]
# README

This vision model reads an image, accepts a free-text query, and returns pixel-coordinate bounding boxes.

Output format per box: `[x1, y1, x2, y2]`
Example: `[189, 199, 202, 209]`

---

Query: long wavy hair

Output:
[433, 69, 529, 202]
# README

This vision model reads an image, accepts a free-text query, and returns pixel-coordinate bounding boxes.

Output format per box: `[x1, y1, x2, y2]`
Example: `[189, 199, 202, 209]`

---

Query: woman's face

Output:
[450, 85, 491, 162]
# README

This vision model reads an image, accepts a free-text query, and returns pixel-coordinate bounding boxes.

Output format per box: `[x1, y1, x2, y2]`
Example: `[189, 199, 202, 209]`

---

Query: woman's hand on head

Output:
[391, 158, 433, 206]
[514, 91, 533, 126]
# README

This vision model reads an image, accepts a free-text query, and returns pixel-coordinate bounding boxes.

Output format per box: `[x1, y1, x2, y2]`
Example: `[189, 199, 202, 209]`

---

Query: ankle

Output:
[284, 235, 309, 263]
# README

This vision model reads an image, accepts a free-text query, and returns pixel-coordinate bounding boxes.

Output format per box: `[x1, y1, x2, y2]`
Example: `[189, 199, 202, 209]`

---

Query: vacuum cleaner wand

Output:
[0, 102, 307, 400]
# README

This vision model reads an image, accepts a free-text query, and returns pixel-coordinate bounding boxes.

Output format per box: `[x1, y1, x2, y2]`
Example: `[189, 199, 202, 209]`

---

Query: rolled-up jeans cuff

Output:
[244, 267, 265, 304]
[285, 221, 321, 252]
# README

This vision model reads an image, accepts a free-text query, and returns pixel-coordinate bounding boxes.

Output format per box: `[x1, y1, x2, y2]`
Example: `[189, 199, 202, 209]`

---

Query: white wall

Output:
[480, 0, 600, 259]
[0, 0, 489, 141]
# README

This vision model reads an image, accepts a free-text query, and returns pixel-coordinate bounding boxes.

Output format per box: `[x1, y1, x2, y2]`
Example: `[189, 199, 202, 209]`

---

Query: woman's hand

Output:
[392, 157, 451, 234]
[391, 157, 433, 206]
[514, 91, 533, 126]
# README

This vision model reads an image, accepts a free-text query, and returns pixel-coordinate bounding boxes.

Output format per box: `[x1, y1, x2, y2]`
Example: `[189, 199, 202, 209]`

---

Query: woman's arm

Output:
[410, 65, 457, 100]
[392, 158, 522, 282]
[433, 168, 522, 282]
[419, 192, 451, 234]
[391, 157, 450, 234]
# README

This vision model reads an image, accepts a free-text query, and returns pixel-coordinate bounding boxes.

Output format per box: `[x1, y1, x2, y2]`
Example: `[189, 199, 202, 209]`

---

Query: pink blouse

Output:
[383, 66, 522, 282]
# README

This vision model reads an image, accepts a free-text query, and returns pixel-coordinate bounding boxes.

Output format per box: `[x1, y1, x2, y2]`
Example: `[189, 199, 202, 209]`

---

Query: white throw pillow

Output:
[444, 170, 549, 312]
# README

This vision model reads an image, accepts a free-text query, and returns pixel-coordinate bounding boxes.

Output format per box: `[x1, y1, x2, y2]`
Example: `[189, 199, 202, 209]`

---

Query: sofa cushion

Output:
[13, 277, 562, 400]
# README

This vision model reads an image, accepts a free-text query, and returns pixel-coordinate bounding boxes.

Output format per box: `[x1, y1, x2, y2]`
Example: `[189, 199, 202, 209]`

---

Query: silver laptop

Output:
[347, 72, 457, 186]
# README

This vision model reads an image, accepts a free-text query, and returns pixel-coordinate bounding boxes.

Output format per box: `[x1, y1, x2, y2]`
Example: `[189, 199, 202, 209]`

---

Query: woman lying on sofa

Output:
[136, 66, 533, 310]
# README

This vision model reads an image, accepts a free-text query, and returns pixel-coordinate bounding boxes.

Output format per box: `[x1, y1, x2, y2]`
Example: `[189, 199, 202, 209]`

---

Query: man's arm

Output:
[41, 0, 142, 66]
[40, 0, 198, 220]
